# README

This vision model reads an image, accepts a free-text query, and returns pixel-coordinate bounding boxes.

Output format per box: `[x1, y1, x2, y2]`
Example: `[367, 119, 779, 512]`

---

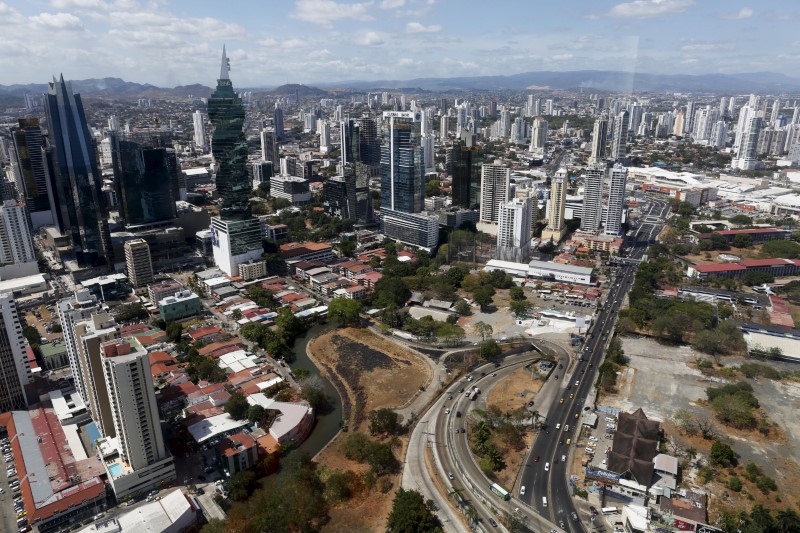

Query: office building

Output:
[529, 117, 548, 156]
[479, 164, 511, 224]
[0, 200, 39, 280]
[270, 174, 311, 205]
[323, 175, 356, 220]
[543, 168, 568, 241]
[581, 165, 605, 232]
[451, 131, 482, 209]
[260, 127, 278, 163]
[208, 48, 263, 276]
[45, 75, 112, 267]
[380, 111, 425, 214]
[496, 197, 533, 263]
[357, 116, 381, 175]
[192, 110, 206, 151]
[604, 164, 628, 236]
[124, 239, 153, 289]
[0, 292, 31, 411]
[611, 110, 629, 161]
[273, 105, 285, 140]
[99, 337, 175, 498]
[589, 115, 608, 165]
[381, 210, 439, 250]
[9, 118, 56, 228]
[340, 119, 374, 224]
[158, 290, 202, 322]
[250, 160, 273, 189]
[109, 137, 178, 227]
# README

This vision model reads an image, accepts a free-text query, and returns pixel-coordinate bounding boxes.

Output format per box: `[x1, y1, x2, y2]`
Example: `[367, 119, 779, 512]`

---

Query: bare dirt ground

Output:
[308, 327, 432, 532]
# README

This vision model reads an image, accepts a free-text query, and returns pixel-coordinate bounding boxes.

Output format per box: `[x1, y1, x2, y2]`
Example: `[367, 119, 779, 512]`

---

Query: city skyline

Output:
[0, 0, 797, 87]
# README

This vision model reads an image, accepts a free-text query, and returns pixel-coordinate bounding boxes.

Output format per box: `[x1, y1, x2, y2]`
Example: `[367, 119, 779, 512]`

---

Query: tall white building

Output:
[496, 197, 533, 263]
[581, 165, 605, 232]
[711, 121, 728, 149]
[318, 121, 331, 153]
[440, 115, 449, 140]
[611, 110, 629, 161]
[57, 290, 101, 406]
[99, 336, 175, 498]
[543, 168, 568, 241]
[192, 110, 206, 151]
[733, 116, 763, 170]
[0, 292, 31, 412]
[479, 164, 511, 224]
[422, 136, 435, 173]
[604, 164, 628, 236]
[529, 117, 548, 156]
[0, 200, 38, 280]
[589, 116, 608, 165]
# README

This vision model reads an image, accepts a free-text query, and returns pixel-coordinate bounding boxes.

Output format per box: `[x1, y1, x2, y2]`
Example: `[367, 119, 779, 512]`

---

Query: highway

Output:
[519, 198, 668, 531]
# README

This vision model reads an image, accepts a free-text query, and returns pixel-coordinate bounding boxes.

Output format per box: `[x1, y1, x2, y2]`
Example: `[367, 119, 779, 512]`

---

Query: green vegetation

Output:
[480, 339, 501, 359]
[224, 392, 250, 420]
[341, 433, 399, 475]
[743, 462, 779, 494]
[368, 408, 400, 437]
[239, 308, 308, 362]
[760, 239, 800, 259]
[386, 489, 443, 533]
[246, 285, 274, 307]
[715, 504, 800, 533]
[709, 440, 737, 467]
[113, 302, 149, 322]
[470, 409, 516, 476]
[327, 298, 363, 326]
[597, 336, 627, 391]
[729, 214, 753, 226]
[706, 382, 766, 431]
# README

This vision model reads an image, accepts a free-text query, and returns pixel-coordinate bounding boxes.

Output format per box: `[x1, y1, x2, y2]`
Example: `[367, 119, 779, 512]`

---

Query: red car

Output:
[534, 455, 540, 462]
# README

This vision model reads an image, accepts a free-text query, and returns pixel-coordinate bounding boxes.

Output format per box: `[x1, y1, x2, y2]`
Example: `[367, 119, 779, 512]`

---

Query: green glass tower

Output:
[209, 46, 250, 219]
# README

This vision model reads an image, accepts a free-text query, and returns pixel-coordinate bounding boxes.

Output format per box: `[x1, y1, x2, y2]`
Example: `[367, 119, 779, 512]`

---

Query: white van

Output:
[542, 496, 548, 508]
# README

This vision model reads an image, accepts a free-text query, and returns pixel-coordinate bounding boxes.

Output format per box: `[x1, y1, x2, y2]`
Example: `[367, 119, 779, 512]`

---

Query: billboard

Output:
[696, 525, 725, 533]
[382, 111, 417, 120]
[584, 466, 620, 483]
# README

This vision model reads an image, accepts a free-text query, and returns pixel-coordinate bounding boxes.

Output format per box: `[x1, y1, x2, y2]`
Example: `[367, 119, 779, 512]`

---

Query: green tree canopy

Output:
[386, 489, 443, 533]
[328, 298, 363, 326]
[224, 391, 250, 420]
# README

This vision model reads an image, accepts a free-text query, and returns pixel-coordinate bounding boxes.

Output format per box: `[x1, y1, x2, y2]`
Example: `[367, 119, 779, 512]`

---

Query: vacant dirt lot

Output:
[308, 327, 432, 532]
[487, 366, 544, 412]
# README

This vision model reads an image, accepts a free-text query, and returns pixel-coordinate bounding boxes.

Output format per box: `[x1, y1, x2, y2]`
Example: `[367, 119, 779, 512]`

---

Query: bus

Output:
[601, 506, 618, 515]
[489, 483, 510, 501]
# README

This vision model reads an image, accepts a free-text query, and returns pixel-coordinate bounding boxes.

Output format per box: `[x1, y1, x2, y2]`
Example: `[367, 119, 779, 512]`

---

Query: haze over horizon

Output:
[1, 0, 797, 88]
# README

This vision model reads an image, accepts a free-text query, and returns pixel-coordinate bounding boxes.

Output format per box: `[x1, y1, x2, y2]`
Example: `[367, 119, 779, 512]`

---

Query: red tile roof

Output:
[716, 227, 785, 235]
[738, 258, 790, 267]
[692, 263, 748, 273]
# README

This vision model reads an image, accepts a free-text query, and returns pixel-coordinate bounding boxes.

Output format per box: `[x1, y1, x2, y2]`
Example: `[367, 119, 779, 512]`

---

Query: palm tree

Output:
[530, 411, 541, 429]
[448, 488, 464, 508]
[776, 509, 800, 533]
[465, 505, 478, 526]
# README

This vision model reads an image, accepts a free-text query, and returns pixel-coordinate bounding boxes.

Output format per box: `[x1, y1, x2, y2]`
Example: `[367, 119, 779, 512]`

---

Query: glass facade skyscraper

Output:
[45, 75, 112, 267]
[380, 114, 425, 214]
[208, 46, 251, 219]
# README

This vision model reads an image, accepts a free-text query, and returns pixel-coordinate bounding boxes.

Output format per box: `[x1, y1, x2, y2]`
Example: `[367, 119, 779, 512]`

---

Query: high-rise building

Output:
[451, 132, 482, 209]
[380, 209, 439, 250]
[380, 111, 424, 214]
[581, 165, 605, 232]
[9, 118, 56, 228]
[0, 200, 39, 280]
[318, 121, 331, 153]
[672, 111, 685, 137]
[604, 164, 628, 236]
[479, 164, 511, 224]
[711, 121, 728, 149]
[45, 75, 112, 267]
[340, 119, 374, 224]
[611, 110, 629, 161]
[684, 101, 695, 135]
[124, 239, 154, 289]
[529, 117, 548, 156]
[588, 115, 608, 165]
[733, 116, 763, 170]
[109, 136, 178, 227]
[260, 127, 277, 163]
[543, 168, 568, 241]
[208, 48, 263, 276]
[57, 289, 101, 405]
[0, 292, 31, 411]
[273, 105, 285, 140]
[771, 98, 781, 125]
[496, 197, 533, 263]
[440, 115, 449, 140]
[192, 110, 206, 151]
[99, 336, 175, 498]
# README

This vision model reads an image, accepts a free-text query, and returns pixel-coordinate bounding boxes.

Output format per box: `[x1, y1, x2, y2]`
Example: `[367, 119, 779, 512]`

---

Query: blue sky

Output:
[1, 0, 797, 87]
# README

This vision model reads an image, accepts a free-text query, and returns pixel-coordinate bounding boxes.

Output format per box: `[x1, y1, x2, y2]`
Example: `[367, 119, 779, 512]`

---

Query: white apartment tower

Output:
[604, 164, 628, 236]
[124, 238, 154, 289]
[57, 290, 101, 405]
[589, 115, 608, 165]
[581, 165, 605, 232]
[546, 168, 568, 233]
[496, 197, 533, 263]
[479, 164, 511, 224]
[0, 200, 39, 280]
[192, 110, 206, 151]
[733, 116, 763, 170]
[529, 117, 548, 156]
[0, 292, 31, 412]
[611, 110, 629, 161]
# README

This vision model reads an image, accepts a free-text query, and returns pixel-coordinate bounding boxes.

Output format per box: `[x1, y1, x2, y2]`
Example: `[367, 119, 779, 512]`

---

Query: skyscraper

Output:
[380, 112, 425, 214]
[496, 197, 533, 263]
[451, 132, 482, 210]
[192, 110, 206, 151]
[0, 200, 39, 280]
[543, 168, 568, 241]
[604, 164, 628, 236]
[588, 115, 608, 165]
[273, 104, 285, 140]
[45, 75, 112, 268]
[581, 165, 605, 232]
[124, 239, 154, 289]
[0, 292, 31, 411]
[529, 117, 548, 156]
[57, 289, 101, 406]
[260, 127, 277, 163]
[733, 116, 763, 170]
[479, 164, 511, 224]
[611, 110, 629, 161]
[9, 118, 56, 228]
[208, 47, 263, 276]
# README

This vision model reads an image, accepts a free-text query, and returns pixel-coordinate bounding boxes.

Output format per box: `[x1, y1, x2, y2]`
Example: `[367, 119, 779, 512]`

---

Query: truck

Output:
[469, 390, 478, 401]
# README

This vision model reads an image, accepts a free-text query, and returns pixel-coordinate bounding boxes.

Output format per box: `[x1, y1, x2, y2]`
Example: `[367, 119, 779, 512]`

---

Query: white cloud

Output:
[548, 53, 574, 62]
[722, 7, 753, 19]
[379, 0, 405, 8]
[607, 0, 693, 18]
[680, 41, 735, 52]
[406, 21, 441, 33]
[290, 0, 374, 27]
[355, 31, 384, 46]
[30, 12, 85, 30]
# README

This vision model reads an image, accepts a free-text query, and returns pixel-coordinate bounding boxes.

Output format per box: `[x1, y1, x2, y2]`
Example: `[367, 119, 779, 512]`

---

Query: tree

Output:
[777, 509, 800, 533]
[246, 285, 275, 307]
[386, 489, 444, 533]
[368, 408, 399, 437]
[480, 339, 501, 359]
[224, 470, 256, 501]
[224, 392, 250, 420]
[372, 276, 411, 307]
[337, 239, 356, 258]
[453, 299, 471, 316]
[231, 308, 243, 321]
[509, 300, 532, 319]
[327, 298, 363, 326]
[709, 440, 737, 467]
[732, 233, 753, 248]
[247, 404, 266, 424]
[509, 286, 526, 301]
[22, 325, 41, 347]
[200, 518, 226, 533]
[474, 321, 493, 341]
[165, 322, 183, 343]
[276, 308, 306, 341]
[473, 285, 495, 310]
[729, 214, 753, 226]
[113, 302, 149, 322]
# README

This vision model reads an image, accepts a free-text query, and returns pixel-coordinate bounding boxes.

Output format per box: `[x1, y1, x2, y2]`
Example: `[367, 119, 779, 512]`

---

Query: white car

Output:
[544, 462, 550, 471]
[520, 485, 526, 496]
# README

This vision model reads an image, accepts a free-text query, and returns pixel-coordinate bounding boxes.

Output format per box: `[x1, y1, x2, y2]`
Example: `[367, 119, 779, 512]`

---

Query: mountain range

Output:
[2, 70, 799, 99]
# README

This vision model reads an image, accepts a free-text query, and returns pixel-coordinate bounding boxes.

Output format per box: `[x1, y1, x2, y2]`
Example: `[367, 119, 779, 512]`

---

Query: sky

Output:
[1, 0, 798, 88]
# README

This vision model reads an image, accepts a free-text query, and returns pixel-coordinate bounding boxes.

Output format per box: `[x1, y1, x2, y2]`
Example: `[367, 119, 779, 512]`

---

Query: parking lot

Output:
[1, 433, 28, 533]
